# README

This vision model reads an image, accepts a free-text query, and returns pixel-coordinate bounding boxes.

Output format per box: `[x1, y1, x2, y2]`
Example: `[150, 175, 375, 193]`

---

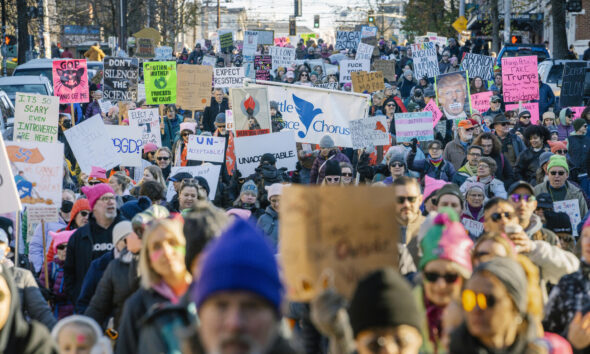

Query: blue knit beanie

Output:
[240, 180, 258, 195]
[192, 219, 283, 311]
[120, 196, 152, 220]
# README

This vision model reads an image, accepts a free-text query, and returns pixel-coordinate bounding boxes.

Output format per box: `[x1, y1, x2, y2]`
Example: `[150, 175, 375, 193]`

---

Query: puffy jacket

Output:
[83, 45, 105, 61]
[460, 176, 507, 199]
[452, 163, 477, 187]
[75, 250, 114, 313]
[443, 134, 469, 170]
[406, 150, 456, 182]
[514, 146, 550, 185]
[567, 134, 590, 174]
[160, 114, 182, 149]
[257, 206, 279, 248]
[557, 124, 574, 141]
[39, 258, 74, 320]
[309, 150, 351, 184]
[13, 266, 57, 329]
[29, 218, 67, 273]
[537, 82, 555, 115]
[85, 100, 102, 119]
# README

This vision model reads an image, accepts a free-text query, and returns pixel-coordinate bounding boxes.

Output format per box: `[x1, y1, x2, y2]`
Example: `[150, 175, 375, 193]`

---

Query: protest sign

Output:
[571, 106, 585, 119]
[460, 53, 494, 81]
[97, 99, 113, 114]
[143, 61, 176, 104]
[314, 82, 339, 90]
[265, 83, 370, 147]
[225, 109, 235, 131]
[252, 30, 274, 45]
[52, 59, 89, 104]
[505, 102, 540, 125]
[360, 25, 378, 46]
[335, 31, 361, 51]
[14, 93, 59, 143]
[0, 136, 22, 214]
[410, 41, 435, 53]
[394, 112, 434, 142]
[202, 55, 217, 67]
[355, 43, 374, 61]
[554, 199, 581, 236]
[219, 32, 233, 52]
[300, 33, 316, 43]
[462, 219, 484, 238]
[103, 57, 139, 102]
[501, 56, 539, 102]
[234, 131, 297, 175]
[128, 108, 162, 147]
[254, 55, 272, 80]
[105, 125, 143, 167]
[136, 38, 155, 58]
[137, 83, 146, 101]
[268, 46, 295, 71]
[435, 71, 471, 119]
[187, 136, 226, 163]
[560, 62, 586, 107]
[279, 185, 399, 301]
[230, 87, 272, 136]
[373, 59, 396, 82]
[64, 115, 121, 173]
[339, 59, 370, 83]
[274, 37, 290, 47]
[5, 141, 64, 207]
[154, 46, 173, 60]
[351, 71, 385, 93]
[243, 31, 258, 62]
[214, 67, 245, 88]
[423, 99, 444, 126]
[27, 206, 59, 224]
[470, 91, 493, 114]
[165, 165, 221, 201]
[177, 64, 213, 111]
[349, 116, 390, 149]
[413, 47, 440, 78]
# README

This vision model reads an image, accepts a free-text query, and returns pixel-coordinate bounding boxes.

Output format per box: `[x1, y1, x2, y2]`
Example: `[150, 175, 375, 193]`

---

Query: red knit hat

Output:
[547, 140, 567, 154]
[67, 199, 91, 230]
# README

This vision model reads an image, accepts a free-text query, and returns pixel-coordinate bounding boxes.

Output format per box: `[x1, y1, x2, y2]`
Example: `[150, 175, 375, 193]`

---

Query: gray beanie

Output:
[539, 151, 553, 167]
[473, 257, 527, 314]
[319, 135, 335, 148]
[215, 113, 226, 124]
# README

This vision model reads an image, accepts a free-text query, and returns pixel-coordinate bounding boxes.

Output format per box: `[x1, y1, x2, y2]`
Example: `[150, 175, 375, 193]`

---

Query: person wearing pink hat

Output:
[173, 122, 197, 166]
[63, 183, 125, 304]
[142, 143, 158, 164]
[422, 175, 448, 214]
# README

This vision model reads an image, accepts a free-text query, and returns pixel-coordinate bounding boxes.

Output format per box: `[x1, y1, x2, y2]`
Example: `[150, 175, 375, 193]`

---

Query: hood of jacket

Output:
[524, 213, 543, 238]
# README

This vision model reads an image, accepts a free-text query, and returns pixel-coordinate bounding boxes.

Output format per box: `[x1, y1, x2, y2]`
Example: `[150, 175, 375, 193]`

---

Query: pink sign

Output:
[52, 59, 90, 104]
[423, 99, 443, 127]
[505, 102, 540, 125]
[501, 56, 539, 103]
[470, 91, 493, 114]
[274, 37, 290, 47]
[571, 106, 586, 119]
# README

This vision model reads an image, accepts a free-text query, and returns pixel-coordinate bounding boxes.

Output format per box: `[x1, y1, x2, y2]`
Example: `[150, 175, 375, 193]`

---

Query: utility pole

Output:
[459, 0, 465, 17]
[2, 0, 7, 76]
[37, 0, 45, 58]
[119, 0, 127, 51]
[217, 0, 220, 29]
[503, 0, 511, 43]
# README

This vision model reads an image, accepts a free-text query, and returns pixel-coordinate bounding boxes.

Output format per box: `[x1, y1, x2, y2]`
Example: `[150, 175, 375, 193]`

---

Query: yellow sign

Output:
[452, 16, 468, 33]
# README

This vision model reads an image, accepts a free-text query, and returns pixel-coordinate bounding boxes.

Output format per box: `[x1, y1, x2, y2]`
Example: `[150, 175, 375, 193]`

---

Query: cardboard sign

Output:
[219, 32, 234, 52]
[339, 59, 370, 83]
[373, 59, 396, 82]
[0, 135, 22, 213]
[394, 111, 434, 142]
[505, 102, 540, 125]
[560, 62, 586, 107]
[202, 55, 217, 67]
[360, 25, 378, 46]
[5, 141, 64, 207]
[177, 64, 213, 111]
[214, 67, 245, 88]
[154, 46, 173, 60]
[554, 199, 581, 236]
[413, 47, 440, 79]
[460, 53, 494, 81]
[103, 57, 139, 102]
[233, 131, 297, 175]
[105, 125, 143, 167]
[230, 87, 272, 134]
[355, 43, 374, 61]
[52, 59, 89, 104]
[187, 135, 226, 163]
[27, 206, 59, 224]
[144, 61, 176, 104]
[349, 116, 390, 149]
[335, 31, 361, 51]
[571, 106, 585, 119]
[435, 71, 471, 119]
[128, 108, 162, 147]
[136, 38, 155, 58]
[97, 99, 113, 115]
[470, 91, 493, 113]
[165, 165, 221, 201]
[268, 46, 295, 71]
[279, 185, 399, 301]
[462, 218, 484, 237]
[423, 99, 443, 126]
[64, 115, 121, 173]
[351, 71, 385, 93]
[14, 93, 59, 143]
[225, 109, 235, 131]
[501, 56, 539, 102]
[243, 31, 258, 62]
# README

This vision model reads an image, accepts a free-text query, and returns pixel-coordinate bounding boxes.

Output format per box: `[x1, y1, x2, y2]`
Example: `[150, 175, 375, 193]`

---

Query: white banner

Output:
[202, 55, 217, 67]
[64, 115, 121, 173]
[214, 67, 245, 88]
[187, 135, 226, 163]
[165, 165, 221, 201]
[0, 135, 22, 213]
[265, 84, 370, 147]
[106, 125, 143, 167]
[128, 108, 162, 147]
[339, 59, 370, 83]
[243, 31, 259, 62]
[355, 43, 374, 61]
[349, 116, 390, 149]
[14, 93, 60, 143]
[269, 46, 296, 71]
[234, 131, 298, 176]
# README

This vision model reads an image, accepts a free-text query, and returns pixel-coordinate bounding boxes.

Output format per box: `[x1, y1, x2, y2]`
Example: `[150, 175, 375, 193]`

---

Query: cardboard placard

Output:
[27, 206, 59, 224]
[470, 91, 493, 114]
[554, 199, 581, 236]
[501, 56, 539, 103]
[355, 43, 374, 61]
[351, 71, 385, 93]
[214, 67, 245, 88]
[268, 46, 296, 71]
[234, 131, 298, 176]
[103, 57, 139, 102]
[423, 99, 443, 126]
[143, 61, 176, 104]
[460, 53, 494, 81]
[462, 218, 484, 237]
[349, 116, 390, 149]
[187, 136, 226, 163]
[105, 125, 143, 167]
[165, 165, 221, 201]
[335, 31, 361, 51]
[394, 111, 434, 142]
[560, 62, 586, 107]
[373, 59, 396, 82]
[339, 59, 370, 83]
[413, 46, 440, 79]
[0, 135, 22, 213]
[14, 93, 59, 143]
[128, 108, 162, 147]
[230, 87, 272, 133]
[279, 185, 399, 301]
[177, 64, 213, 111]
[52, 59, 89, 104]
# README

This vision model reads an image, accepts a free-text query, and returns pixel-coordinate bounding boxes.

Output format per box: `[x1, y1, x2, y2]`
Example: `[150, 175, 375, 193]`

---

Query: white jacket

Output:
[460, 176, 507, 199]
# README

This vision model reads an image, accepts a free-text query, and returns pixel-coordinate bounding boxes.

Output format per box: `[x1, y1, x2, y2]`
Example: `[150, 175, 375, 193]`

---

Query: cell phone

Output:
[504, 224, 523, 235]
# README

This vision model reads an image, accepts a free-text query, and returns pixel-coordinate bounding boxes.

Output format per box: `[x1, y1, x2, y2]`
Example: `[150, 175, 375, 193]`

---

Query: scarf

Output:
[424, 293, 444, 350]
[463, 163, 477, 176]
[468, 204, 483, 220]
[477, 175, 493, 184]
[430, 156, 443, 168]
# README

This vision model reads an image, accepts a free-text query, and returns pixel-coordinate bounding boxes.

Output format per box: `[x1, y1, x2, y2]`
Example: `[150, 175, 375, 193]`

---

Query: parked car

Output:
[496, 43, 550, 66]
[13, 58, 103, 85]
[538, 60, 590, 107]
[0, 75, 54, 105]
[0, 89, 15, 139]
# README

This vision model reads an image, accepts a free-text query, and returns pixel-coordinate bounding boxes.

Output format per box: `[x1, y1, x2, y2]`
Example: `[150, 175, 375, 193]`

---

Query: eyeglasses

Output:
[465, 127, 475, 132]
[79, 211, 90, 217]
[57, 244, 67, 251]
[550, 170, 566, 176]
[157, 156, 170, 161]
[341, 173, 353, 177]
[462, 289, 497, 312]
[325, 176, 340, 183]
[396, 196, 418, 204]
[300, 73, 308, 76]
[98, 195, 116, 202]
[429, 147, 441, 151]
[390, 162, 404, 168]
[386, 103, 395, 107]
[509, 194, 536, 203]
[555, 150, 567, 155]
[490, 211, 515, 222]
[468, 152, 482, 157]
[424, 271, 459, 283]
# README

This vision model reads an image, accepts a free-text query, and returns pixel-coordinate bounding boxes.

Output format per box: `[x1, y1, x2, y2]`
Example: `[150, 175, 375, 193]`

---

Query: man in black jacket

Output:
[202, 89, 229, 133]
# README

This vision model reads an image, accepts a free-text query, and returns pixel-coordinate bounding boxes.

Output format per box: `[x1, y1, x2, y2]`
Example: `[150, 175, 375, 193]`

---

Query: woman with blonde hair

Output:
[131, 165, 167, 197]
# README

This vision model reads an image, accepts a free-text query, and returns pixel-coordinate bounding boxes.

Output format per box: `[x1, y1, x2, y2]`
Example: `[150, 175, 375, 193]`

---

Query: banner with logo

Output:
[214, 67, 245, 88]
[177, 64, 212, 111]
[105, 125, 143, 167]
[339, 60, 370, 83]
[143, 61, 177, 104]
[128, 108, 162, 147]
[229, 87, 272, 136]
[0, 136, 22, 213]
[14, 93, 59, 143]
[264, 83, 370, 147]
[103, 57, 139, 102]
[52, 59, 89, 104]
[165, 165, 221, 201]
[187, 136, 226, 163]
[234, 131, 298, 176]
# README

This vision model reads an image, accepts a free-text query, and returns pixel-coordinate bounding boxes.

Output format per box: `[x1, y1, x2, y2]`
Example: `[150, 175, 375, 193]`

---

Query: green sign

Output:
[143, 61, 177, 105]
[219, 32, 234, 52]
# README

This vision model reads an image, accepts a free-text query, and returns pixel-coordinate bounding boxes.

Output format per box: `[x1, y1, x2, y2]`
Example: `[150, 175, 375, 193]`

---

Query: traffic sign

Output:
[452, 16, 468, 33]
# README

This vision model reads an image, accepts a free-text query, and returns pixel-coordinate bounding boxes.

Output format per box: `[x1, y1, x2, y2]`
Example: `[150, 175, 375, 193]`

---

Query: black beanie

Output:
[348, 268, 421, 337]
[544, 211, 572, 234]
[324, 159, 341, 176]
[435, 183, 465, 208]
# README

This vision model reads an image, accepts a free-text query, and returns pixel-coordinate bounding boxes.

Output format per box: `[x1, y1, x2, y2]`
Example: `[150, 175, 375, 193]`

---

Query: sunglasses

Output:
[424, 271, 459, 283]
[157, 156, 170, 161]
[465, 127, 475, 132]
[499, 122, 510, 127]
[88, 180, 101, 186]
[181, 132, 190, 137]
[550, 170, 566, 176]
[390, 162, 404, 168]
[555, 150, 567, 155]
[491, 100, 501, 103]
[79, 211, 90, 217]
[325, 176, 340, 183]
[57, 244, 67, 251]
[341, 173, 353, 177]
[396, 196, 417, 204]
[386, 103, 395, 107]
[462, 289, 496, 312]
[490, 211, 515, 222]
[509, 194, 536, 203]
[521, 115, 531, 119]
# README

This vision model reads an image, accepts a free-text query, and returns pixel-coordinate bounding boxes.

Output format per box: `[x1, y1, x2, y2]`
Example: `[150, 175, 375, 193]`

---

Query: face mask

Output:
[61, 200, 73, 213]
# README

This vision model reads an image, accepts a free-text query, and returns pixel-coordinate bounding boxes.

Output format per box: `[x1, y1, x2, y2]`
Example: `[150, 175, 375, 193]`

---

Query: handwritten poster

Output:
[128, 108, 162, 147]
[554, 199, 581, 236]
[461, 53, 494, 81]
[470, 91, 493, 113]
[339, 59, 370, 83]
[560, 62, 586, 107]
[214, 67, 245, 88]
[413, 47, 440, 79]
[355, 43, 374, 61]
[335, 31, 361, 51]
[187, 136, 226, 163]
[268, 46, 295, 71]
[103, 57, 139, 102]
[423, 99, 444, 127]
[234, 131, 297, 176]
[394, 111, 434, 142]
[351, 71, 385, 93]
[143, 61, 177, 104]
[177, 64, 212, 111]
[14, 93, 59, 143]
[501, 56, 539, 102]
[52, 59, 89, 104]
[165, 165, 221, 201]
[105, 125, 143, 167]
[349, 116, 390, 149]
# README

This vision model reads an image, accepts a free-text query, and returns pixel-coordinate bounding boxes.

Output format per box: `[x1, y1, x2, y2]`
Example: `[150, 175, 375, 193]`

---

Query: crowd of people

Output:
[1, 33, 590, 354]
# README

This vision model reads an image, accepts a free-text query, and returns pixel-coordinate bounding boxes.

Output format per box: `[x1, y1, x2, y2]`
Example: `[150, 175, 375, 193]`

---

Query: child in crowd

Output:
[52, 315, 112, 354]
[39, 230, 75, 319]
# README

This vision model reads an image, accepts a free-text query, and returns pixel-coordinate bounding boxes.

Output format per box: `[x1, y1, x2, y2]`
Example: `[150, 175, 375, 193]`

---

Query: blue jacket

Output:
[75, 250, 114, 314]
[161, 114, 182, 149]
[407, 150, 456, 182]
[257, 206, 279, 251]
[537, 83, 555, 115]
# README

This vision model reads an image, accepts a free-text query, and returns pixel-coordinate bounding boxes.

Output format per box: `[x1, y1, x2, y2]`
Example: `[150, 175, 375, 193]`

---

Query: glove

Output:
[411, 138, 418, 152]
[40, 287, 56, 302]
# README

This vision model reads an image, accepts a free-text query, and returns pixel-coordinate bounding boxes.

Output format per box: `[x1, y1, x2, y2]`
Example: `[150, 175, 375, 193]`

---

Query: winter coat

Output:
[443, 134, 469, 170]
[402, 213, 426, 266]
[202, 97, 229, 133]
[13, 266, 58, 329]
[84, 45, 105, 61]
[412, 286, 444, 353]
[461, 176, 507, 199]
[557, 124, 574, 141]
[461, 206, 485, 223]
[76, 250, 114, 313]
[407, 150, 456, 182]
[567, 134, 590, 174]
[160, 114, 182, 149]
[450, 320, 542, 354]
[452, 163, 477, 187]
[515, 146, 550, 184]
[85, 100, 102, 119]
[533, 181, 589, 225]
[398, 77, 416, 99]
[495, 131, 526, 166]
[85, 251, 140, 330]
[488, 152, 515, 190]
[0, 265, 59, 354]
[28, 217, 67, 273]
[39, 258, 74, 320]
[309, 150, 351, 184]
[257, 206, 279, 248]
[537, 82, 555, 115]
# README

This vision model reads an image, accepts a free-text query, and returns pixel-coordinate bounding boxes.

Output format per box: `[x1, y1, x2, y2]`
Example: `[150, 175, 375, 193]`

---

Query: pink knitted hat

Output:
[143, 143, 158, 153]
[81, 183, 115, 210]
[89, 166, 107, 180]
[50, 229, 76, 254]
[423, 175, 448, 201]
